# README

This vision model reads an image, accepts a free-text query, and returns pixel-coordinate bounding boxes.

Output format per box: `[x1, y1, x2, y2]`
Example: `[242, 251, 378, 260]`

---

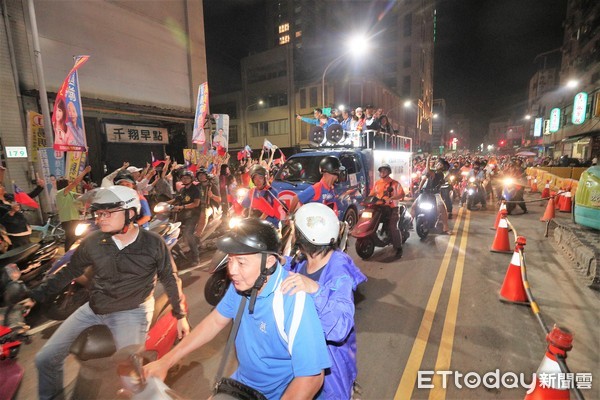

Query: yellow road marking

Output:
[394, 207, 464, 400]
[428, 210, 471, 400]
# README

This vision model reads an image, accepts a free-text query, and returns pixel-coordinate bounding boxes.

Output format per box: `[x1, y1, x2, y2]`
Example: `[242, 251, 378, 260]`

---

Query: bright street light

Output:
[322, 34, 370, 107]
[433, 113, 439, 119]
[403, 100, 412, 108]
[338, 104, 345, 111]
[566, 79, 579, 89]
[525, 114, 531, 120]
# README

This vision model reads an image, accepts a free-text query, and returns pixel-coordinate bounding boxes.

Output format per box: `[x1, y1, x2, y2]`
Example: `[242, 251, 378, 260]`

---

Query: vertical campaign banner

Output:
[192, 82, 209, 154]
[65, 151, 86, 182]
[27, 111, 47, 162]
[38, 147, 66, 211]
[53, 55, 89, 152]
[183, 148, 199, 165]
[212, 114, 230, 153]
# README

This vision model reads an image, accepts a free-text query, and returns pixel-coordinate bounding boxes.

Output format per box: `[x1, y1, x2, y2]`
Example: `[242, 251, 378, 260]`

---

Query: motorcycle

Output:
[352, 195, 411, 260]
[500, 177, 526, 215]
[52, 290, 187, 399]
[463, 177, 487, 210]
[414, 189, 440, 239]
[0, 266, 32, 400]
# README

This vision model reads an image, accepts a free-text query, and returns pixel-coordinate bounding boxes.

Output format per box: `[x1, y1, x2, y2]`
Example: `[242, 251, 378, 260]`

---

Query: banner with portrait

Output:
[37, 147, 66, 211]
[52, 55, 89, 152]
[212, 114, 230, 153]
[192, 82, 209, 154]
[27, 111, 47, 162]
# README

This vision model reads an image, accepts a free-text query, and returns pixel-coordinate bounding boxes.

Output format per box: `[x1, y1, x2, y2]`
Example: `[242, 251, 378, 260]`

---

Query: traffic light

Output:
[499, 139, 506, 147]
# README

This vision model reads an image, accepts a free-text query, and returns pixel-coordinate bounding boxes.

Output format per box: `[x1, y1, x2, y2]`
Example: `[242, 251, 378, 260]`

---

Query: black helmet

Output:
[378, 164, 392, 173]
[319, 156, 344, 176]
[180, 170, 194, 179]
[196, 167, 208, 178]
[113, 171, 136, 186]
[217, 218, 281, 256]
[249, 164, 268, 179]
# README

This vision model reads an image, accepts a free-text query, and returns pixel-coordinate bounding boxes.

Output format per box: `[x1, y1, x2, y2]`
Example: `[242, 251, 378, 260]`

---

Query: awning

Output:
[561, 131, 600, 143]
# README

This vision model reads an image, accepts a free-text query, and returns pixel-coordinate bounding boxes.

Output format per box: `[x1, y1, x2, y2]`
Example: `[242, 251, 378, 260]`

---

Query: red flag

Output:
[13, 184, 39, 209]
[151, 152, 164, 168]
[251, 196, 277, 218]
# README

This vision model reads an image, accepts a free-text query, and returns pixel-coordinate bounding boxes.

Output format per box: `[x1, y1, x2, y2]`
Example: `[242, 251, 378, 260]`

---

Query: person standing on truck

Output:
[296, 108, 323, 126]
[290, 156, 344, 214]
[369, 164, 406, 255]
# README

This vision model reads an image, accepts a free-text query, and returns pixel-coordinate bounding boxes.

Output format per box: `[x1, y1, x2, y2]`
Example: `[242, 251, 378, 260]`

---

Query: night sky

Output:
[203, 0, 568, 141]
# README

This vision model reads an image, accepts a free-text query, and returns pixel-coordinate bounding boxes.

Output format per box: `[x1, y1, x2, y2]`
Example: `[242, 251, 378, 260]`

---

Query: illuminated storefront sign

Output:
[533, 117, 543, 137]
[572, 92, 588, 125]
[549, 108, 561, 132]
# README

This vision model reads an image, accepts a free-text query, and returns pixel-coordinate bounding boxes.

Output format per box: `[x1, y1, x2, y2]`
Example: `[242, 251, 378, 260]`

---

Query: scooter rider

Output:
[411, 156, 451, 234]
[114, 171, 152, 229]
[369, 164, 406, 254]
[241, 164, 284, 226]
[24, 186, 190, 400]
[290, 155, 345, 213]
[144, 218, 330, 399]
[281, 203, 366, 399]
[170, 170, 201, 264]
[195, 167, 221, 239]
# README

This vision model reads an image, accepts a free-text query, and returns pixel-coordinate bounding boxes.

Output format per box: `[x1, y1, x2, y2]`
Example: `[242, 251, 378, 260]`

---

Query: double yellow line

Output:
[394, 207, 471, 400]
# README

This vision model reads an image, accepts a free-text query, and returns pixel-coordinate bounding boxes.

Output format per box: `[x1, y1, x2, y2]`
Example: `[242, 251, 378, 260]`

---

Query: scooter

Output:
[0, 266, 32, 400]
[414, 189, 440, 239]
[463, 177, 487, 210]
[352, 195, 411, 259]
[501, 177, 526, 215]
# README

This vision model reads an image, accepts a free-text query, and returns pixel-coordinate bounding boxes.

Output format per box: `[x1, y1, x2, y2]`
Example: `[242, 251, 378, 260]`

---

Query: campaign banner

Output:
[38, 147, 66, 211]
[183, 148, 199, 165]
[105, 123, 169, 144]
[192, 82, 209, 154]
[212, 114, 230, 153]
[65, 151, 87, 182]
[27, 111, 47, 162]
[53, 55, 89, 152]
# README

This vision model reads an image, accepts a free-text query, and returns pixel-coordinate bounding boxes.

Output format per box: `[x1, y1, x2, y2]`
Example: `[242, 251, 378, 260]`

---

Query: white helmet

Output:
[294, 203, 339, 245]
[89, 186, 141, 214]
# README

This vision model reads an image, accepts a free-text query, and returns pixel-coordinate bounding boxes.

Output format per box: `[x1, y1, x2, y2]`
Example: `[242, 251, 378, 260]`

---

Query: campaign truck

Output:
[271, 125, 412, 228]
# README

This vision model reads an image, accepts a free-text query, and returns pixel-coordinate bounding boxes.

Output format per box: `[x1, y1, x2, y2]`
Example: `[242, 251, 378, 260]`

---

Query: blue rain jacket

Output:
[285, 250, 367, 399]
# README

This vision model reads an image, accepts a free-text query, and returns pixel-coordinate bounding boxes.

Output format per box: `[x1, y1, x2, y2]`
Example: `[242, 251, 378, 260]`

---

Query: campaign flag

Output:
[151, 152, 164, 168]
[27, 111, 46, 162]
[251, 196, 277, 218]
[13, 184, 39, 208]
[65, 151, 86, 182]
[52, 56, 89, 152]
[212, 114, 230, 152]
[263, 139, 274, 150]
[192, 82, 209, 154]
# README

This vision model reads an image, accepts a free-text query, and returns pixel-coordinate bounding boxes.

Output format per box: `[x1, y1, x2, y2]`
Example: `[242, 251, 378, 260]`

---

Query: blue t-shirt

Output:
[139, 195, 151, 229]
[216, 264, 331, 399]
[297, 180, 336, 206]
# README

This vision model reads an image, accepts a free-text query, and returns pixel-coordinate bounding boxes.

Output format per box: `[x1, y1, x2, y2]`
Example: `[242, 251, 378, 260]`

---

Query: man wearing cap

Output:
[143, 218, 330, 399]
[370, 164, 405, 254]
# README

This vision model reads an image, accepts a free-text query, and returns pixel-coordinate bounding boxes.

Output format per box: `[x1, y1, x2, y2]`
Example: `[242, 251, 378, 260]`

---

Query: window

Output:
[300, 88, 306, 109]
[295, 30, 302, 38]
[340, 154, 358, 175]
[402, 76, 411, 97]
[279, 35, 290, 45]
[403, 45, 412, 68]
[279, 23, 289, 34]
[404, 13, 412, 37]
[229, 125, 238, 143]
[309, 87, 318, 107]
[251, 119, 289, 137]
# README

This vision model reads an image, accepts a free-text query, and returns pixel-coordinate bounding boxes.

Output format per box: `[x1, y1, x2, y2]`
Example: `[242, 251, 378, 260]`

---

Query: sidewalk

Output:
[534, 194, 600, 289]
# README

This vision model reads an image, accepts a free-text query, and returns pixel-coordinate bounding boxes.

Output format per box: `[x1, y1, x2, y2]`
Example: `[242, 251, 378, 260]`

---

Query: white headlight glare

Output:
[420, 202, 434, 211]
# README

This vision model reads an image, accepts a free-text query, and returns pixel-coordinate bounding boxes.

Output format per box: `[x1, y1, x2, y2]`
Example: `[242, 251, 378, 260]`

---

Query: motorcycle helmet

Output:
[196, 167, 208, 179]
[217, 218, 281, 314]
[319, 156, 345, 176]
[294, 203, 339, 245]
[180, 170, 194, 180]
[378, 164, 392, 174]
[113, 171, 136, 186]
[89, 186, 141, 233]
[249, 165, 268, 179]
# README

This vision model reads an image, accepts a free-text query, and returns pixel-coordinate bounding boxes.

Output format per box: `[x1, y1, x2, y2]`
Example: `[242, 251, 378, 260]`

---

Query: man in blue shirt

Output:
[296, 107, 323, 126]
[144, 219, 330, 399]
[241, 165, 284, 226]
[290, 156, 344, 214]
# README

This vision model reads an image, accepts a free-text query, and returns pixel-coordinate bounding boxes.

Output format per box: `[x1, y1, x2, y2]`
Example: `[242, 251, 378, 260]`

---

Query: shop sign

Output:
[571, 92, 588, 125]
[549, 108, 561, 132]
[533, 117, 543, 137]
[105, 123, 169, 144]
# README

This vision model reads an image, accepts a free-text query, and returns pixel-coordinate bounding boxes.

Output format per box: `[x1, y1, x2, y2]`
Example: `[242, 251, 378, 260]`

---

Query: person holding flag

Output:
[240, 164, 286, 227]
[0, 178, 46, 249]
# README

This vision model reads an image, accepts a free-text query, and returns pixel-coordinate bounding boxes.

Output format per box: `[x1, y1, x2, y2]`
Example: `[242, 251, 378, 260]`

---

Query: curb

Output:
[552, 220, 600, 289]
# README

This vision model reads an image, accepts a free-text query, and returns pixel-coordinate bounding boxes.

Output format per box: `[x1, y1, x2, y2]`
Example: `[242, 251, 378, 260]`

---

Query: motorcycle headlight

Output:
[236, 188, 249, 202]
[468, 189, 475, 195]
[469, 177, 475, 183]
[229, 217, 242, 229]
[362, 211, 373, 219]
[419, 202, 434, 211]
[503, 177, 514, 186]
[449, 176, 455, 182]
[75, 223, 90, 237]
[153, 202, 170, 214]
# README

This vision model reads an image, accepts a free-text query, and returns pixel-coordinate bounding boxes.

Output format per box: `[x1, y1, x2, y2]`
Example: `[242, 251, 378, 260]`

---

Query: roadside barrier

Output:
[498, 217, 586, 400]
[490, 210, 512, 253]
[499, 236, 528, 304]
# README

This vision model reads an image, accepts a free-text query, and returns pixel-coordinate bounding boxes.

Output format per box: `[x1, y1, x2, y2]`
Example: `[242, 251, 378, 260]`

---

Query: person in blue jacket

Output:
[296, 108, 323, 126]
[281, 202, 367, 399]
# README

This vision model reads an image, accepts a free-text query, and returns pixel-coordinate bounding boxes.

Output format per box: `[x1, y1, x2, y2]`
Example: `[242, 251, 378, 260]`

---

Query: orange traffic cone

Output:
[524, 325, 573, 400]
[490, 210, 512, 253]
[540, 198, 555, 222]
[530, 178, 539, 193]
[500, 236, 528, 304]
[541, 181, 550, 199]
[556, 190, 564, 210]
[492, 201, 507, 230]
[559, 191, 572, 213]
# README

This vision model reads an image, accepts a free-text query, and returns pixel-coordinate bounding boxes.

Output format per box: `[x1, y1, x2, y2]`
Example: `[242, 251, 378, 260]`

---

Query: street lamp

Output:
[244, 100, 264, 145]
[322, 34, 370, 108]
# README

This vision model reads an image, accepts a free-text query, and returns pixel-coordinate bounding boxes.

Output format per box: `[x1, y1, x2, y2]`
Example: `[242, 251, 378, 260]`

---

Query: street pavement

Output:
[13, 199, 599, 400]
